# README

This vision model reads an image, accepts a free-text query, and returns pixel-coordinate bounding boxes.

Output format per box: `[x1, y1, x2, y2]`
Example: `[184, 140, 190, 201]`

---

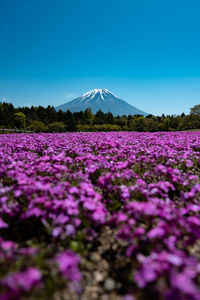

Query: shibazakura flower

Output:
[55, 250, 82, 282]
[0, 132, 200, 299]
[0, 268, 42, 293]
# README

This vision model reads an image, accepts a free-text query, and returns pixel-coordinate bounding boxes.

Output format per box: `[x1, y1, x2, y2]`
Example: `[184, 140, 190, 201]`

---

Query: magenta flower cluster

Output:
[0, 132, 200, 299]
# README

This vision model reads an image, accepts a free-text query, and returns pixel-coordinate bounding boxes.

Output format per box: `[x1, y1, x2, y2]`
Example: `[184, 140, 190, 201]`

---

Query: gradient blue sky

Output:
[0, 0, 200, 115]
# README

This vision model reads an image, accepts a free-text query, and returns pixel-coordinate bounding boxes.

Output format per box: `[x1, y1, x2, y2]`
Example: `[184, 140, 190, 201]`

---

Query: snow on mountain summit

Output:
[81, 89, 113, 102]
[55, 89, 147, 116]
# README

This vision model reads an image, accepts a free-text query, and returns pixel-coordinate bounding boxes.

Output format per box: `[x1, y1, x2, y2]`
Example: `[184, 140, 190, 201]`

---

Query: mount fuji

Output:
[55, 89, 147, 116]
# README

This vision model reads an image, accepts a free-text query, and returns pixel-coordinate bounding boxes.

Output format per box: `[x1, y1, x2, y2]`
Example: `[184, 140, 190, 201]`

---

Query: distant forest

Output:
[0, 102, 200, 132]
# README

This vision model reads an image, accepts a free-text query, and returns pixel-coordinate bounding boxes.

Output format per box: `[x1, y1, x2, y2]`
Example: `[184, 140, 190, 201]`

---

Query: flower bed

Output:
[0, 132, 200, 300]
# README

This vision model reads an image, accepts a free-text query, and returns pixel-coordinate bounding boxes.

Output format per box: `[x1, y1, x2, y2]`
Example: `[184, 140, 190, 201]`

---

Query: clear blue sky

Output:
[0, 0, 200, 115]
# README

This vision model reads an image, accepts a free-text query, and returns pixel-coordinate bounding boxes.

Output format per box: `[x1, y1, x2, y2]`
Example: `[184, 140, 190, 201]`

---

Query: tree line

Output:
[0, 102, 200, 132]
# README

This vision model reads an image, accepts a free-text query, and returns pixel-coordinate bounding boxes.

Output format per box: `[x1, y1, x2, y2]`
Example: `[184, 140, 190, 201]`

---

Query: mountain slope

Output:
[55, 89, 148, 116]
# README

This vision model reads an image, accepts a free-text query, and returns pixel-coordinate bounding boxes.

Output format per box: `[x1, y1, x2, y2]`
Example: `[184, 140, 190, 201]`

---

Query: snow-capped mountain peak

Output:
[81, 89, 111, 101]
[55, 89, 148, 116]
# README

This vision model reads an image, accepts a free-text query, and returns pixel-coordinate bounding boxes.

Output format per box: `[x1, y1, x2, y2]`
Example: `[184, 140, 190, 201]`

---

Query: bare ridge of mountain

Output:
[55, 89, 148, 116]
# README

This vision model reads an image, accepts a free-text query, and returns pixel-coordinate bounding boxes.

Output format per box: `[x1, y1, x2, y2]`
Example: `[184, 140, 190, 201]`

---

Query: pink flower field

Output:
[0, 132, 200, 300]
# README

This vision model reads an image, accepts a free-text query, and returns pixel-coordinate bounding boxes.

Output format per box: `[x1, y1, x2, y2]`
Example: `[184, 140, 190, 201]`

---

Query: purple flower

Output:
[1, 268, 42, 292]
[55, 250, 82, 281]
[0, 217, 8, 229]
[1, 131, 200, 299]
[123, 295, 136, 300]
[147, 227, 165, 239]
[52, 227, 62, 238]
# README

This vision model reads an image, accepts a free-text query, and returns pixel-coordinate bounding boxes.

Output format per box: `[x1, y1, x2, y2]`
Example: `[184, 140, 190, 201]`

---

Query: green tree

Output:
[105, 112, 115, 124]
[65, 111, 77, 131]
[49, 121, 66, 132]
[83, 108, 94, 125]
[115, 116, 127, 127]
[0, 103, 15, 127]
[28, 120, 47, 132]
[129, 119, 136, 131]
[163, 117, 170, 131]
[94, 110, 105, 124]
[144, 118, 156, 132]
[45, 105, 57, 123]
[15, 112, 26, 128]
[178, 115, 200, 130]
[134, 116, 145, 132]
